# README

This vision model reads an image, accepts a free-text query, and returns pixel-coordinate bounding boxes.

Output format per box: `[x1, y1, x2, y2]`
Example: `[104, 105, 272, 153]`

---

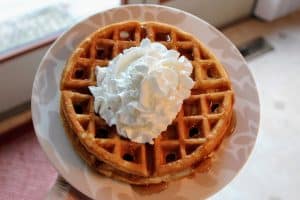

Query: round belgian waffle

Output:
[60, 21, 234, 184]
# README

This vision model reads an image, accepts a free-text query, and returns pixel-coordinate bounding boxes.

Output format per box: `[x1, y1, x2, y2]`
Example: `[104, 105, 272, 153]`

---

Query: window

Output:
[0, 0, 120, 60]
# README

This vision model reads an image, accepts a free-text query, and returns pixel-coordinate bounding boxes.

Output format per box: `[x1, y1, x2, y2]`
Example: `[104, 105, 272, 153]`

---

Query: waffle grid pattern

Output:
[60, 21, 234, 179]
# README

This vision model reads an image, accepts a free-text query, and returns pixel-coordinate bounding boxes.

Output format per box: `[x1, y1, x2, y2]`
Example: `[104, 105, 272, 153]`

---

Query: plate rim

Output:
[31, 4, 260, 199]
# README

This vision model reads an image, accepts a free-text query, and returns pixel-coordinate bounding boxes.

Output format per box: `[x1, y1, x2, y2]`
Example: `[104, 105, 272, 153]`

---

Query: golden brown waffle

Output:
[60, 21, 234, 183]
[61, 104, 234, 185]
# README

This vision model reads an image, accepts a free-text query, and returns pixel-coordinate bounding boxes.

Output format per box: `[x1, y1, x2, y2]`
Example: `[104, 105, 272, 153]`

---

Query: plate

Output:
[31, 4, 260, 200]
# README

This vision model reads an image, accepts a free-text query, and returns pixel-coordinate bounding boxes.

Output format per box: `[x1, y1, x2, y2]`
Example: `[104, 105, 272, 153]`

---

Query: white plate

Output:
[32, 4, 260, 200]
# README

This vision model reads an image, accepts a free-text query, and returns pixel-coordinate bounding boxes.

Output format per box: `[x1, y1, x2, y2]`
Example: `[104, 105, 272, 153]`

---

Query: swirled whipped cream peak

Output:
[89, 38, 194, 144]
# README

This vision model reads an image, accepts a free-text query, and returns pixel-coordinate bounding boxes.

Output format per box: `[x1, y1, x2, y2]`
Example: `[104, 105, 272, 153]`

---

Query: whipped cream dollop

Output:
[89, 38, 194, 144]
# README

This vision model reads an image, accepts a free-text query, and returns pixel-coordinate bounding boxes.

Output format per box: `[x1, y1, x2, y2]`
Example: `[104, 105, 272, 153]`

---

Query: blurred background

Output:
[0, 0, 300, 199]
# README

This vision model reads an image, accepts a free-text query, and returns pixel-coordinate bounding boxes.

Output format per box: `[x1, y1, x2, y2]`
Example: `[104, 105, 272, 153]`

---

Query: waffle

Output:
[61, 104, 234, 185]
[60, 21, 234, 184]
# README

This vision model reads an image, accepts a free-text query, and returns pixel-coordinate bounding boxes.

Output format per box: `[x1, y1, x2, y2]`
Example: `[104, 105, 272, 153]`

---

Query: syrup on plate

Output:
[131, 182, 168, 195]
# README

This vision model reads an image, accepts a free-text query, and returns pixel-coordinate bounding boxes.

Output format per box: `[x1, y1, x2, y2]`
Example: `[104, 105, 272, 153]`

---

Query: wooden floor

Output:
[0, 110, 31, 136]
[222, 9, 300, 46]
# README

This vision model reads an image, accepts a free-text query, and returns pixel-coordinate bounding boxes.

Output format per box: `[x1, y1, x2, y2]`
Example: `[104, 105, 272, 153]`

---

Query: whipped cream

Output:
[89, 38, 194, 144]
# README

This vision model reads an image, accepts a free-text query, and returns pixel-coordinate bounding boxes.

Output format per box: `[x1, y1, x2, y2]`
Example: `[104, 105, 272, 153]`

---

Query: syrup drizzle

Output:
[195, 157, 213, 173]
[131, 182, 168, 195]
[132, 111, 237, 194]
